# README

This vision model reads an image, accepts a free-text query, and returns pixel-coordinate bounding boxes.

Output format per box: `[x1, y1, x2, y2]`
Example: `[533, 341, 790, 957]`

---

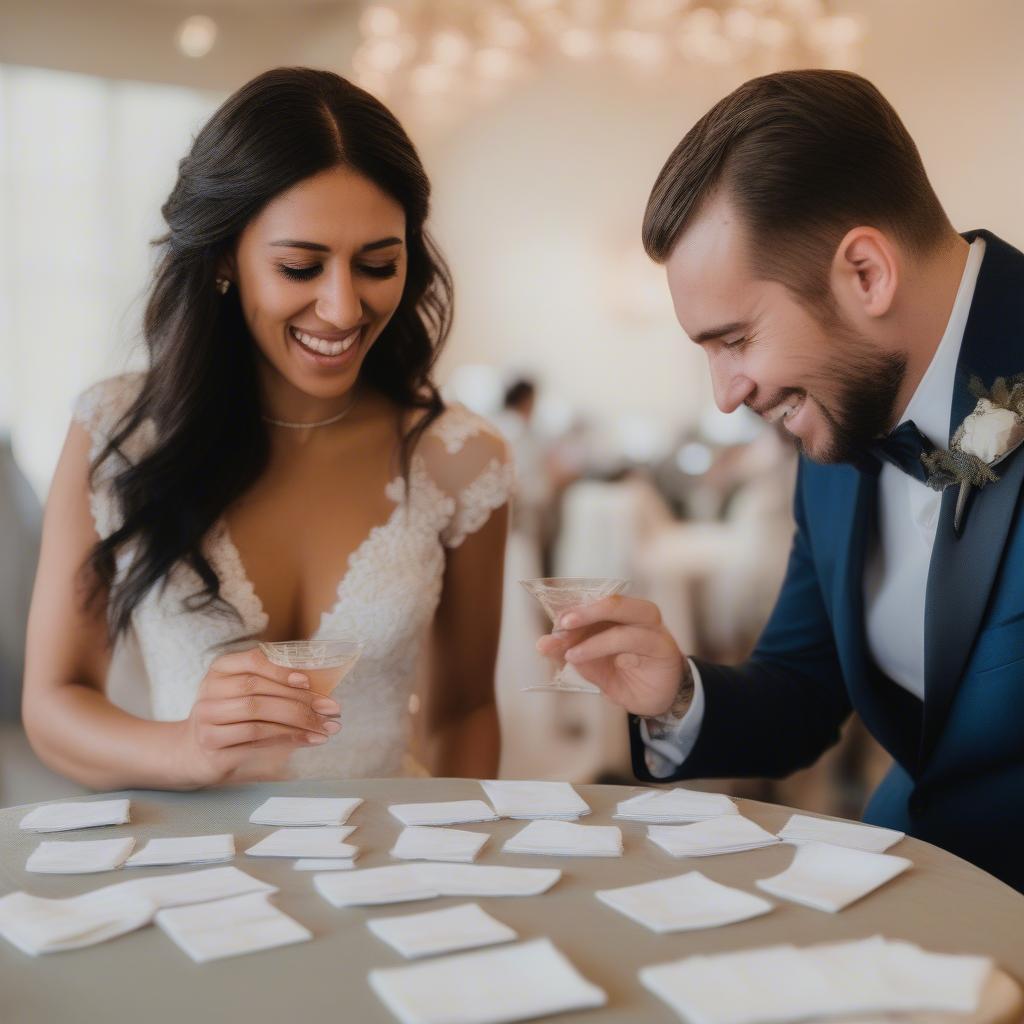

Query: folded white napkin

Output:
[26, 837, 136, 874]
[156, 892, 312, 963]
[245, 827, 357, 860]
[755, 840, 912, 912]
[293, 858, 357, 871]
[640, 935, 993, 1024]
[367, 902, 517, 959]
[249, 796, 362, 826]
[503, 820, 623, 858]
[0, 866, 274, 955]
[480, 780, 590, 820]
[369, 938, 607, 1024]
[389, 800, 499, 827]
[596, 871, 773, 933]
[391, 826, 489, 864]
[615, 788, 738, 823]
[776, 813, 905, 853]
[648, 816, 780, 858]
[126, 834, 234, 867]
[315, 864, 561, 908]
[19, 799, 131, 833]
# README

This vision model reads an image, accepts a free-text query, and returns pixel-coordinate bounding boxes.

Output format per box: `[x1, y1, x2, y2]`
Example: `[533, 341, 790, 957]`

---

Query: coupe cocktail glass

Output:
[258, 638, 364, 697]
[520, 577, 630, 694]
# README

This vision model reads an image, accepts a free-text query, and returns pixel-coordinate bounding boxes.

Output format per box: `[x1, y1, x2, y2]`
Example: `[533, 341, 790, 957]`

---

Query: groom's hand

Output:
[536, 595, 688, 718]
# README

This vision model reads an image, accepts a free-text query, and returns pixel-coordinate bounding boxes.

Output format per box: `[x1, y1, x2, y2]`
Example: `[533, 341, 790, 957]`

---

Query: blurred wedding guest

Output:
[0, 437, 41, 721]
[23, 68, 511, 790]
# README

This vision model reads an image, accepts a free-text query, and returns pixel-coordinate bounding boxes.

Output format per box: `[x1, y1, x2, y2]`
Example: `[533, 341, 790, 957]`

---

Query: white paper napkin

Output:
[648, 816, 781, 858]
[776, 813, 905, 853]
[249, 796, 362, 826]
[0, 866, 274, 955]
[369, 938, 607, 1024]
[315, 864, 561, 908]
[503, 820, 623, 858]
[156, 892, 312, 963]
[755, 841, 912, 912]
[293, 858, 357, 871]
[389, 801, 499, 827]
[640, 936, 993, 1024]
[126, 834, 234, 867]
[368, 902, 517, 959]
[480, 780, 590, 820]
[391, 826, 489, 864]
[19, 799, 131, 833]
[596, 871, 773, 933]
[26, 837, 136, 874]
[245, 827, 357, 859]
[615, 788, 738, 823]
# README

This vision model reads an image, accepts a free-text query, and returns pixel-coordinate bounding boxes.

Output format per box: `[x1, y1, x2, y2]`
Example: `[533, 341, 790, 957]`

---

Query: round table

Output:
[1, 779, 1022, 1024]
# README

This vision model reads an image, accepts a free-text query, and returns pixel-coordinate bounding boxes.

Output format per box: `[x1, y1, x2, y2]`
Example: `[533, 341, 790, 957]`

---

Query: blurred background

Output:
[1, 0, 1022, 812]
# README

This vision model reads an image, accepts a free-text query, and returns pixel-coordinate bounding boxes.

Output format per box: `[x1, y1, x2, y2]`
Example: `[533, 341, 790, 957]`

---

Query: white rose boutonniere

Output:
[922, 376, 1024, 534]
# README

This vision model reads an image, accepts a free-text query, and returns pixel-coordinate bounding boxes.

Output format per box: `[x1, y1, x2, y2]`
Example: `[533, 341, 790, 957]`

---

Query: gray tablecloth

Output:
[1, 779, 1022, 1024]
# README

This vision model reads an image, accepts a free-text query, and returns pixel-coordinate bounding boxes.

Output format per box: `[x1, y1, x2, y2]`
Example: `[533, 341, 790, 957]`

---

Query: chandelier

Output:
[351, 0, 864, 113]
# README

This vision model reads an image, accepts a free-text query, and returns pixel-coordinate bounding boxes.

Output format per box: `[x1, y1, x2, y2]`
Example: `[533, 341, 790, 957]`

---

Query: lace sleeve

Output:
[420, 405, 516, 549]
[70, 373, 148, 538]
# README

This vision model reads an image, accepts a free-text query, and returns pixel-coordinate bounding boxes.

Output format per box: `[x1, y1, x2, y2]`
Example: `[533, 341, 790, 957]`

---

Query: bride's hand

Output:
[536, 595, 686, 717]
[173, 648, 341, 787]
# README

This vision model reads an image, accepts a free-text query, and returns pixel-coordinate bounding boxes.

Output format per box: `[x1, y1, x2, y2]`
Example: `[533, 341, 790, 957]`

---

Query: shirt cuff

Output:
[638, 660, 706, 778]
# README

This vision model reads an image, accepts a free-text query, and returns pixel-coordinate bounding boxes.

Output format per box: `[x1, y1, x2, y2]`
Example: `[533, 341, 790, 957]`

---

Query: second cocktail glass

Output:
[520, 577, 630, 694]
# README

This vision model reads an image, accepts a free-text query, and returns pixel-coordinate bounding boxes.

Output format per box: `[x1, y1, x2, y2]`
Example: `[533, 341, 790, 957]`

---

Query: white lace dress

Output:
[73, 374, 514, 779]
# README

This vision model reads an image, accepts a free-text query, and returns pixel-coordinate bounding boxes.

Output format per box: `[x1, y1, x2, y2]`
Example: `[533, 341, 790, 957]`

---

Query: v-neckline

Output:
[215, 472, 408, 643]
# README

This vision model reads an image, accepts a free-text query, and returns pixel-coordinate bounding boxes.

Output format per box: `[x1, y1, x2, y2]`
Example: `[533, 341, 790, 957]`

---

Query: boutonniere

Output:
[922, 375, 1024, 534]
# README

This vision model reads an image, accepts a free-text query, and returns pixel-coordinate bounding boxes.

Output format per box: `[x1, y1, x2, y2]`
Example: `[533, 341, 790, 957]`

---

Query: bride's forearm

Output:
[428, 701, 501, 779]
[23, 683, 193, 791]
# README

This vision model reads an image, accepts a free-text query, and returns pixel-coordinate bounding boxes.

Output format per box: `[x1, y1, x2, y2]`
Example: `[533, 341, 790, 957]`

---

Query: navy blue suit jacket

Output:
[630, 231, 1024, 893]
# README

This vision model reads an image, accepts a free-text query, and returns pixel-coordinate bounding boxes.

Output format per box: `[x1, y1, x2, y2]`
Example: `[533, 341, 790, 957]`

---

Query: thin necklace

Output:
[263, 390, 358, 430]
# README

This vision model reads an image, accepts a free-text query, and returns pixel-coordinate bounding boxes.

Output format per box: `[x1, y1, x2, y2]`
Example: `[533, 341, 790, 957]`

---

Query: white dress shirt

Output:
[642, 238, 986, 775]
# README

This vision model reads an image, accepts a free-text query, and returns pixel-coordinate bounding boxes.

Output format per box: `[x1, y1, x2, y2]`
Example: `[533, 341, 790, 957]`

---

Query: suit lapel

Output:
[922, 231, 1024, 761]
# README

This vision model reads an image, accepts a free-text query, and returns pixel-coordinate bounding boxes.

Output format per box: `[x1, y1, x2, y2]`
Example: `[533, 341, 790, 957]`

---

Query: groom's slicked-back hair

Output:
[642, 69, 951, 311]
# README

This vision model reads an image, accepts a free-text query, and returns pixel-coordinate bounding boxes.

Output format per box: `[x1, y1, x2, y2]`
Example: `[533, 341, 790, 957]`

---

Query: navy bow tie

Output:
[862, 420, 936, 483]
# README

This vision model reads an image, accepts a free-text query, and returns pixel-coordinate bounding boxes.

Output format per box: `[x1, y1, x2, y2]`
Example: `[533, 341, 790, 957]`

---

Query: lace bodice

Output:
[72, 374, 514, 779]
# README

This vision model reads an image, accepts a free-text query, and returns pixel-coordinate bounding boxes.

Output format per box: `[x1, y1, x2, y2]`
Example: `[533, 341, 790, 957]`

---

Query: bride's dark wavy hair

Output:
[86, 67, 452, 638]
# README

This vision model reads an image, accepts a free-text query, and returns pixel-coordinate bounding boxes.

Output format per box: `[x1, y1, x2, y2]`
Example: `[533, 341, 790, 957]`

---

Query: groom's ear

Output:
[829, 227, 898, 321]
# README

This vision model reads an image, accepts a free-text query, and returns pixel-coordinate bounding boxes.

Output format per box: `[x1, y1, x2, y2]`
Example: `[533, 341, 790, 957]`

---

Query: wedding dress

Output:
[73, 374, 514, 779]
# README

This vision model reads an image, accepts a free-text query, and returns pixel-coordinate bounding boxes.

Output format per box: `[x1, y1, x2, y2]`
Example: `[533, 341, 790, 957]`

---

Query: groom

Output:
[540, 70, 1024, 892]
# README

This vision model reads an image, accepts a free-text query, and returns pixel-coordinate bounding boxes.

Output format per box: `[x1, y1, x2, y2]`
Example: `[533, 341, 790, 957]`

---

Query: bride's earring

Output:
[216, 277, 231, 295]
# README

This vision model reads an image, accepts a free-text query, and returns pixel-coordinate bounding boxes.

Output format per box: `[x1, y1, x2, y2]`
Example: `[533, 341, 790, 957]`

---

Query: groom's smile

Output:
[663, 193, 904, 464]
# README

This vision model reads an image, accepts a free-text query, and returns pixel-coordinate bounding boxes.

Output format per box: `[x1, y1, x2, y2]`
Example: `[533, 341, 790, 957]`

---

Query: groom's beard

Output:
[797, 332, 907, 465]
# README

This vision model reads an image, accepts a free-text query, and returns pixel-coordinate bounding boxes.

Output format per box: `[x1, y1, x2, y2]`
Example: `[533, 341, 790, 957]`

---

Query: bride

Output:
[22, 68, 512, 788]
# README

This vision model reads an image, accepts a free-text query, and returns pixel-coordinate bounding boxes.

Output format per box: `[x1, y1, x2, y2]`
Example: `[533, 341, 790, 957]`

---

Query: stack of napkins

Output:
[369, 938, 607, 1024]
[293, 859, 357, 872]
[756, 840, 912, 912]
[368, 903, 517, 959]
[596, 872, 773, 933]
[245, 827, 357, 860]
[777, 813, 905, 852]
[19, 799, 131, 832]
[249, 797, 362, 826]
[389, 801, 499, 827]
[641, 936, 993, 1024]
[126, 834, 234, 867]
[391, 826, 489, 864]
[26, 837, 136, 874]
[156, 892, 311, 963]
[0, 866, 274, 955]
[615, 788, 738, 823]
[648, 816, 780, 858]
[480, 780, 591, 820]
[503, 820, 623, 858]
[315, 863, 560, 908]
